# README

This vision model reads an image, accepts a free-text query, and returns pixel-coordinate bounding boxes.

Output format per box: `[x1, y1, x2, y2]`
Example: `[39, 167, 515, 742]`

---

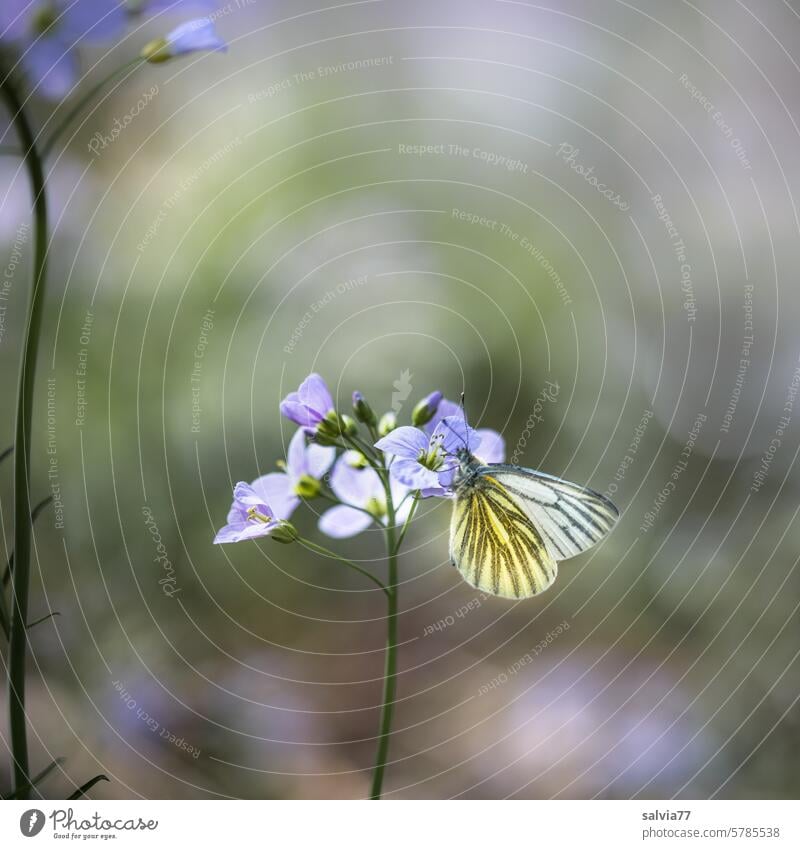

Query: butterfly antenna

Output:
[460, 392, 470, 447]
[441, 409, 469, 453]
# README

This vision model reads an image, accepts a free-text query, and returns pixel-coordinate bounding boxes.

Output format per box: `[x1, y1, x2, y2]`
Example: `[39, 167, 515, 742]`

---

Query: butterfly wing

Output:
[449, 477, 558, 599]
[487, 466, 619, 562]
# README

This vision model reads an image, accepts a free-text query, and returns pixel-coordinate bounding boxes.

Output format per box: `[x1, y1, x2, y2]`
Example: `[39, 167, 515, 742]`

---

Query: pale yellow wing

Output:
[449, 474, 557, 599]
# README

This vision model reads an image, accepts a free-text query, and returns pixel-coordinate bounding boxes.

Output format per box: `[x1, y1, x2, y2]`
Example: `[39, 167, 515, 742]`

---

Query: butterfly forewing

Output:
[488, 467, 619, 562]
[450, 475, 558, 599]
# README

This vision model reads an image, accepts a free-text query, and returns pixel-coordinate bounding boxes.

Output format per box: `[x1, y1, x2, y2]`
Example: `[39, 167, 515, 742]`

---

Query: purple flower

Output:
[0, 0, 126, 98]
[163, 16, 225, 54]
[142, 16, 226, 62]
[424, 397, 505, 464]
[319, 452, 412, 538]
[214, 482, 280, 544]
[248, 428, 335, 520]
[375, 414, 478, 496]
[280, 373, 335, 435]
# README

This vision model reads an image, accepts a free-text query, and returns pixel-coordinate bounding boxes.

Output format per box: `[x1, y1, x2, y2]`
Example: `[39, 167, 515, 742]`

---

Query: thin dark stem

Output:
[3, 498, 54, 590]
[1, 69, 49, 800]
[299, 538, 390, 597]
[370, 461, 399, 800]
[67, 774, 109, 800]
[26, 611, 60, 629]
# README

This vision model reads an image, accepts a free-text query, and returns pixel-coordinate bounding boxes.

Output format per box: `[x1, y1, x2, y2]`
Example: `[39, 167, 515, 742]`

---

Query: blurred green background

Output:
[1, 0, 799, 799]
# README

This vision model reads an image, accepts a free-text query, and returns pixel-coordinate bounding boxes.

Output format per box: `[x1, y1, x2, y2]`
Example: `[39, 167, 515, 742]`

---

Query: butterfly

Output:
[449, 447, 619, 599]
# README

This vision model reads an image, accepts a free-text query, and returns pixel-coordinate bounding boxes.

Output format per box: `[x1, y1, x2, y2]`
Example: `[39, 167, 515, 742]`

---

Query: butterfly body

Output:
[449, 449, 618, 599]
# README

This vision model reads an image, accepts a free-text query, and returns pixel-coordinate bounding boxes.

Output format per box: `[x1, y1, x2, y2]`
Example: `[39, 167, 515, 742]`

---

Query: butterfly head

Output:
[451, 446, 481, 489]
[434, 398, 481, 487]
[455, 446, 474, 466]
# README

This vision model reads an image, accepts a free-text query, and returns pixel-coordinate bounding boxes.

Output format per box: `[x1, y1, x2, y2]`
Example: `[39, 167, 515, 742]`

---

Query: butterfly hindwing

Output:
[449, 475, 557, 599]
[487, 466, 619, 562]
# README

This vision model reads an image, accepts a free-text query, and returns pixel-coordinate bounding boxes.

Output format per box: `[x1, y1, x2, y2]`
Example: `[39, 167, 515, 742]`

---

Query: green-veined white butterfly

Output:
[449, 446, 619, 599]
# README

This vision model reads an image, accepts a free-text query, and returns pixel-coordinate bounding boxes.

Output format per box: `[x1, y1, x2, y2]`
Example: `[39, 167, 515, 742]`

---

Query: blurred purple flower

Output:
[0, 0, 126, 98]
[214, 482, 279, 544]
[375, 414, 478, 496]
[159, 16, 225, 57]
[319, 452, 411, 538]
[424, 397, 505, 464]
[280, 373, 335, 435]
[248, 428, 335, 520]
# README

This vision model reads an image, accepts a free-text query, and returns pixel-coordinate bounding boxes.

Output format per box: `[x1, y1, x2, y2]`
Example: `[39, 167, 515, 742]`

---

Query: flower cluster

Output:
[212, 372, 507, 802]
[0, 0, 225, 98]
[215, 373, 504, 544]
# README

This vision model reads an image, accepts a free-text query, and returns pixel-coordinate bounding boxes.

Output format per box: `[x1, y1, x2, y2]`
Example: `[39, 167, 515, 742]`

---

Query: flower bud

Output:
[378, 411, 397, 437]
[411, 391, 443, 426]
[294, 474, 321, 499]
[364, 497, 386, 521]
[140, 37, 171, 63]
[346, 451, 369, 469]
[314, 429, 340, 447]
[271, 521, 299, 544]
[316, 410, 344, 443]
[141, 18, 227, 64]
[341, 415, 358, 437]
[352, 391, 377, 427]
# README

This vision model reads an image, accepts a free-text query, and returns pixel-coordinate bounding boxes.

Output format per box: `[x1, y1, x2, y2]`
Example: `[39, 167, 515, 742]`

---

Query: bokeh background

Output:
[1, 0, 799, 799]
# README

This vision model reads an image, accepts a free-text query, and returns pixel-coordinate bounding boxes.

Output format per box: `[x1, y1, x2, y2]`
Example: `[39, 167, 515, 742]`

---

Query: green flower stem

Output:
[297, 537, 390, 598]
[41, 57, 145, 159]
[343, 432, 381, 464]
[354, 435, 381, 460]
[370, 458, 399, 800]
[2, 496, 55, 593]
[1, 70, 49, 800]
[393, 492, 420, 555]
[2, 756, 64, 800]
